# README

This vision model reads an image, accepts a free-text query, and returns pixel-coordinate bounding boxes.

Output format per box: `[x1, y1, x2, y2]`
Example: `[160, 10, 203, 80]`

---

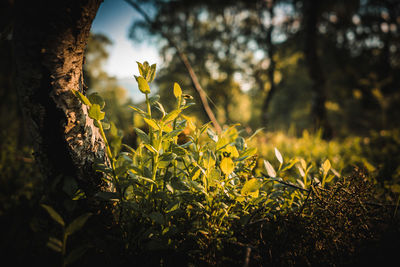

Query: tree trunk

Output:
[303, 0, 333, 139]
[13, 0, 111, 198]
[261, 0, 277, 126]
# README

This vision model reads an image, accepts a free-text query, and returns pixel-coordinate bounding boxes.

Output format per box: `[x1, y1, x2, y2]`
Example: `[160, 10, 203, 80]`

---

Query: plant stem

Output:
[146, 93, 151, 117]
[62, 232, 67, 267]
[97, 120, 113, 160]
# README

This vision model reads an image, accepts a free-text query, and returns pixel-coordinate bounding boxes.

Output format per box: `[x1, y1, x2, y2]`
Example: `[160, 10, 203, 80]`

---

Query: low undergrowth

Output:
[72, 62, 400, 265]
[1, 62, 399, 266]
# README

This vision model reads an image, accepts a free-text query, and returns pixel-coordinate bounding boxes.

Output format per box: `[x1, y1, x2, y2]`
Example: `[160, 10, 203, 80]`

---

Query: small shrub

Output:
[75, 62, 344, 265]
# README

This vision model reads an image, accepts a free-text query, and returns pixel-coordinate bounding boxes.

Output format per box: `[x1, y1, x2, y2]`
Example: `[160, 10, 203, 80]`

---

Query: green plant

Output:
[41, 204, 92, 267]
[73, 61, 340, 264]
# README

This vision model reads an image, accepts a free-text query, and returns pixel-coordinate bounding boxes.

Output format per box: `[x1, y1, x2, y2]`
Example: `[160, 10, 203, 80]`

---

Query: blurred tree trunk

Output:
[303, 0, 333, 139]
[260, 0, 277, 126]
[12, 0, 112, 199]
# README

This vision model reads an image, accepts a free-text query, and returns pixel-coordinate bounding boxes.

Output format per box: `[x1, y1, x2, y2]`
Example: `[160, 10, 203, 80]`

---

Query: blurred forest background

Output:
[2, 0, 400, 211]
[84, 0, 400, 190]
[1, 0, 400, 264]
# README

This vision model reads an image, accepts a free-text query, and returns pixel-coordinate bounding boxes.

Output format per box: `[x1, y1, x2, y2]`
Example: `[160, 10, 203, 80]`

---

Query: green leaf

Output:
[129, 105, 147, 116]
[300, 158, 307, 170]
[148, 211, 164, 225]
[274, 147, 283, 164]
[165, 201, 180, 213]
[200, 122, 212, 134]
[124, 185, 135, 200]
[128, 170, 156, 184]
[74, 91, 91, 106]
[164, 129, 183, 139]
[238, 147, 257, 160]
[64, 246, 89, 266]
[41, 204, 65, 227]
[166, 183, 174, 193]
[47, 237, 62, 252]
[88, 104, 105, 121]
[137, 61, 145, 77]
[88, 92, 105, 109]
[322, 159, 331, 175]
[135, 75, 151, 94]
[159, 152, 176, 162]
[144, 144, 158, 154]
[391, 184, 400, 194]
[207, 128, 218, 142]
[158, 152, 176, 168]
[101, 121, 111, 130]
[297, 165, 305, 177]
[241, 179, 262, 195]
[173, 82, 182, 98]
[264, 160, 276, 177]
[65, 213, 92, 236]
[134, 127, 150, 144]
[163, 110, 181, 123]
[95, 191, 120, 201]
[143, 118, 160, 130]
[171, 145, 186, 156]
[155, 101, 166, 117]
[247, 128, 264, 141]
[220, 157, 235, 175]
[148, 63, 156, 82]
[149, 94, 160, 105]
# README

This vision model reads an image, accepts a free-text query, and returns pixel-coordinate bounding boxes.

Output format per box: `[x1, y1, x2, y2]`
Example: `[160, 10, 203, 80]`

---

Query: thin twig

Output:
[261, 173, 310, 192]
[124, 0, 222, 133]
[243, 247, 251, 267]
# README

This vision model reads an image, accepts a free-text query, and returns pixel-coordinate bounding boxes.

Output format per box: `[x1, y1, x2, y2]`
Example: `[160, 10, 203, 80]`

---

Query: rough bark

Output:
[303, 0, 333, 139]
[13, 0, 110, 197]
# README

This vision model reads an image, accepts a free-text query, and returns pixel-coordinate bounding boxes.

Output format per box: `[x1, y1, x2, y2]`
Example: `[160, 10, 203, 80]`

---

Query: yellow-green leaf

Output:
[239, 147, 257, 159]
[88, 93, 105, 109]
[74, 91, 91, 106]
[88, 104, 105, 121]
[163, 109, 181, 123]
[225, 145, 239, 158]
[274, 147, 283, 164]
[143, 118, 160, 130]
[322, 159, 331, 175]
[144, 144, 158, 154]
[220, 157, 235, 175]
[136, 61, 145, 77]
[173, 82, 182, 98]
[41, 204, 65, 227]
[264, 160, 276, 177]
[241, 179, 262, 195]
[135, 76, 151, 94]
[65, 213, 92, 236]
[300, 158, 307, 170]
[148, 63, 156, 82]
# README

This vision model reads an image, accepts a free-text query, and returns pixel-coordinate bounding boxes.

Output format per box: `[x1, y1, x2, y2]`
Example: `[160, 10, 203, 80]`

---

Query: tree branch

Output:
[124, 0, 222, 133]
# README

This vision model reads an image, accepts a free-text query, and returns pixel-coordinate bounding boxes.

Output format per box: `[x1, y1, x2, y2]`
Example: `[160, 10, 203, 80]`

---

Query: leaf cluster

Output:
[73, 62, 342, 264]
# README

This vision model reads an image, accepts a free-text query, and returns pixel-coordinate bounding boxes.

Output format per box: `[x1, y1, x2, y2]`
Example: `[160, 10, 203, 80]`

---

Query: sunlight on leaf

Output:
[144, 118, 160, 130]
[88, 104, 105, 121]
[275, 147, 283, 164]
[264, 160, 276, 177]
[220, 157, 235, 175]
[322, 159, 331, 175]
[241, 178, 262, 195]
[135, 75, 151, 94]
[174, 82, 182, 98]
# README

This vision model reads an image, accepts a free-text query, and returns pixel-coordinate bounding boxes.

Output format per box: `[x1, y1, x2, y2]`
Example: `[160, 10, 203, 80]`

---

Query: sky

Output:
[91, 0, 160, 98]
